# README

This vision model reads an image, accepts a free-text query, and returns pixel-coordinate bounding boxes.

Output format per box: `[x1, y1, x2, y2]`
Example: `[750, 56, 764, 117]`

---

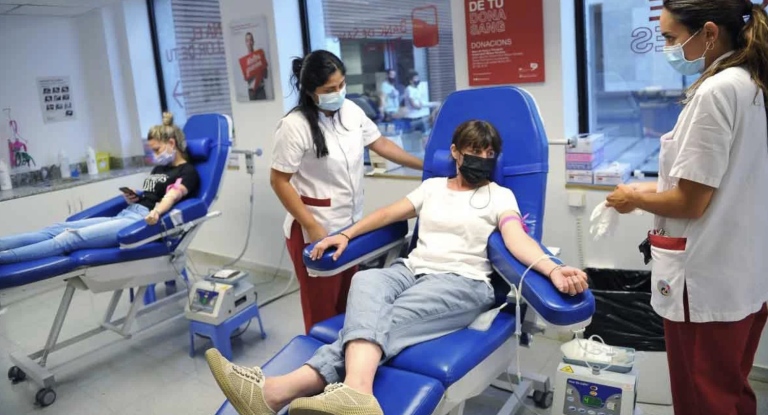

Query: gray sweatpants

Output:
[305, 261, 495, 384]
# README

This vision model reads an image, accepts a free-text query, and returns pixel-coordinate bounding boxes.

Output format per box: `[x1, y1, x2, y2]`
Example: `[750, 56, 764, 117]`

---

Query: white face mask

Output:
[663, 29, 710, 76]
[317, 86, 346, 112]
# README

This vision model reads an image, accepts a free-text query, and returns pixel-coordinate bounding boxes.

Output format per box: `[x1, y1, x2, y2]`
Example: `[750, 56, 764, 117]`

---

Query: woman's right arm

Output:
[309, 197, 417, 260]
[270, 169, 327, 242]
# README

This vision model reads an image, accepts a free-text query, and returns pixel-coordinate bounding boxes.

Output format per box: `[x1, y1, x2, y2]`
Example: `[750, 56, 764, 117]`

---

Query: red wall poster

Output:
[465, 0, 545, 86]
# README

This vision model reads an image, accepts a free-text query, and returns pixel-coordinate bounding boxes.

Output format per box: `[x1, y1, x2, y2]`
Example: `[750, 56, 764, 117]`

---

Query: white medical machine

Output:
[185, 269, 257, 325]
[552, 337, 638, 415]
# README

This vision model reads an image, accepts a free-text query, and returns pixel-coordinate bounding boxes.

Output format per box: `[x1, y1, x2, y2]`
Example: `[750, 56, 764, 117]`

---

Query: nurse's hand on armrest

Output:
[499, 210, 588, 296]
[310, 197, 417, 261]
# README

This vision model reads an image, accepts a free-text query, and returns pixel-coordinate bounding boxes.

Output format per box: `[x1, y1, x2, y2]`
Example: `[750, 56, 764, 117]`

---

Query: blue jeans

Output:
[0, 204, 149, 264]
[306, 261, 495, 384]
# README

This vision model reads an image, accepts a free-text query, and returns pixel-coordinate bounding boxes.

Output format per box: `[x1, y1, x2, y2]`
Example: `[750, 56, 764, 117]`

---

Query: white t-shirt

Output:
[652, 65, 768, 323]
[404, 177, 520, 283]
[272, 100, 381, 240]
[381, 81, 400, 114]
[404, 85, 430, 119]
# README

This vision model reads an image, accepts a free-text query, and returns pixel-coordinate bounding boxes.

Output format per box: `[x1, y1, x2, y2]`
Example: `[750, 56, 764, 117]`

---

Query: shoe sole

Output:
[206, 349, 263, 415]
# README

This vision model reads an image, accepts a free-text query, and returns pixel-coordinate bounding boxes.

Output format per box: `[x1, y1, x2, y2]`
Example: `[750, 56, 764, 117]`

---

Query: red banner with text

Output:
[465, 0, 545, 85]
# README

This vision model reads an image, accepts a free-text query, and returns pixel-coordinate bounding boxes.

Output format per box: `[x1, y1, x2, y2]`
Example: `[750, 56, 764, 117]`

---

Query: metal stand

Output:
[8, 277, 187, 406]
[492, 369, 553, 415]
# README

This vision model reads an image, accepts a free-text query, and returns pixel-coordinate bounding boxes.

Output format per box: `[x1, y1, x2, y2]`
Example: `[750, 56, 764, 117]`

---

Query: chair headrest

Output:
[187, 138, 213, 161]
[431, 150, 455, 178]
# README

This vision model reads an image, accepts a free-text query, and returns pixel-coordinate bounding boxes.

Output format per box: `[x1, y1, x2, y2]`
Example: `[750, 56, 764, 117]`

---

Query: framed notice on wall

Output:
[38, 76, 76, 123]
[465, 0, 545, 86]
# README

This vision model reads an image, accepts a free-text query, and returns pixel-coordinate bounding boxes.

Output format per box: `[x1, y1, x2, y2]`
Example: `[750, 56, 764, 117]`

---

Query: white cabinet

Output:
[0, 172, 147, 236]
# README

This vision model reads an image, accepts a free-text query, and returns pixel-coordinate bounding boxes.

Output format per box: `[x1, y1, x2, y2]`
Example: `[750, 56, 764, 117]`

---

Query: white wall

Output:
[0, 15, 96, 168]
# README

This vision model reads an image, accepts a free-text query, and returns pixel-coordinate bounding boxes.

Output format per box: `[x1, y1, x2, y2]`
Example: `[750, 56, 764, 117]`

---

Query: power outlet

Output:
[567, 191, 586, 208]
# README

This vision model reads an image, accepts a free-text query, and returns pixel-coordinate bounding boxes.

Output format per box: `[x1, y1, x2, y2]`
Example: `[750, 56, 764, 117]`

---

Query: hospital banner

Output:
[465, 0, 545, 86]
[228, 15, 274, 102]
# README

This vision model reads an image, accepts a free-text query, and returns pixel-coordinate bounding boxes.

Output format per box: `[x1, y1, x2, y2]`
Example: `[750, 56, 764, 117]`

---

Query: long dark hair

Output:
[289, 50, 347, 158]
[664, 0, 768, 109]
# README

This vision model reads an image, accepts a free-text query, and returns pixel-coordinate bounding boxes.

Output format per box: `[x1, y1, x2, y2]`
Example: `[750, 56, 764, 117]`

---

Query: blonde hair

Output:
[148, 112, 188, 158]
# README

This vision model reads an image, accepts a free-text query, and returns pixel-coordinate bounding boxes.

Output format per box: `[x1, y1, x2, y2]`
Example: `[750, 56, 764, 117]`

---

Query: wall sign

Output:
[38, 76, 75, 123]
[228, 16, 274, 102]
[465, 0, 545, 86]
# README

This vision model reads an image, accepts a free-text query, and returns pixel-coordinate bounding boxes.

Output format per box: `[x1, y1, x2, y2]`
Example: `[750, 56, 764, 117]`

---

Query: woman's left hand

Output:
[310, 234, 349, 261]
[145, 210, 160, 225]
[606, 184, 637, 214]
[551, 266, 589, 296]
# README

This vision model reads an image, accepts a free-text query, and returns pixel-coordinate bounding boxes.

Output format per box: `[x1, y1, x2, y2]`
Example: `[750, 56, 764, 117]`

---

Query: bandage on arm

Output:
[499, 213, 530, 234]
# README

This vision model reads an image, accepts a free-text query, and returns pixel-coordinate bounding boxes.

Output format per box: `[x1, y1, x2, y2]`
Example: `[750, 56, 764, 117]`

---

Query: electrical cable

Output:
[505, 254, 561, 415]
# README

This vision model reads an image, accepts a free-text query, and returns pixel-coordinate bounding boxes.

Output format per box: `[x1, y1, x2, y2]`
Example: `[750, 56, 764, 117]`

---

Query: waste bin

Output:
[585, 268, 672, 405]
[584, 268, 665, 351]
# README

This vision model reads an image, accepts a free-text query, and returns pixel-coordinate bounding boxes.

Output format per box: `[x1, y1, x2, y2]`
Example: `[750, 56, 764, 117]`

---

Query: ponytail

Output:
[288, 50, 347, 158]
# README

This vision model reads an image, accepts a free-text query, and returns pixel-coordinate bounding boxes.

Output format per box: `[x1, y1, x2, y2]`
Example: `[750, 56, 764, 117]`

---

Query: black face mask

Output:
[459, 153, 496, 185]
[413, 80, 421, 86]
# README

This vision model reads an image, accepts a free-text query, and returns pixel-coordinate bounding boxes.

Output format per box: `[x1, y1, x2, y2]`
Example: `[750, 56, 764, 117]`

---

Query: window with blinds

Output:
[153, 0, 232, 125]
[304, 0, 455, 163]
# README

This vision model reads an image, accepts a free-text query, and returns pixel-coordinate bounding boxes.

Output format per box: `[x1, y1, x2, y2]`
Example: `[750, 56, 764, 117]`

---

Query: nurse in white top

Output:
[607, 2, 768, 414]
[270, 50, 423, 334]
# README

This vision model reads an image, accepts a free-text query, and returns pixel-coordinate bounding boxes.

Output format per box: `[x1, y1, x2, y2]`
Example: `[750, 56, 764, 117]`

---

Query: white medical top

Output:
[652, 62, 768, 323]
[404, 85, 430, 119]
[404, 178, 520, 283]
[272, 100, 381, 240]
[381, 81, 400, 114]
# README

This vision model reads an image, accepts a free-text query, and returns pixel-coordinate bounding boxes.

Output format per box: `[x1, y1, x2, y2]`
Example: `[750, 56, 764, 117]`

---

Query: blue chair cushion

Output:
[187, 137, 214, 161]
[303, 221, 408, 273]
[70, 242, 169, 267]
[308, 312, 516, 387]
[308, 314, 345, 344]
[257, 335, 445, 415]
[117, 198, 209, 247]
[0, 257, 77, 289]
[487, 232, 595, 326]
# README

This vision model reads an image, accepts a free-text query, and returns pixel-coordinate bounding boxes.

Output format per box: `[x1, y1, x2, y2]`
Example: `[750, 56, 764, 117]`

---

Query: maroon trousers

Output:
[286, 221, 357, 334]
[664, 296, 767, 415]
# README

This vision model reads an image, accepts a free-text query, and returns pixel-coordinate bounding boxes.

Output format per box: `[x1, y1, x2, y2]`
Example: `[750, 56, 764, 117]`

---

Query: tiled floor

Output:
[0, 252, 766, 414]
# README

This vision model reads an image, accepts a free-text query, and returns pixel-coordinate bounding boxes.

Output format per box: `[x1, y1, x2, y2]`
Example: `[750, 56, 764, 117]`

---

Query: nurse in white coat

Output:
[607, 2, 768, 414]
[270, 50, 423, 334]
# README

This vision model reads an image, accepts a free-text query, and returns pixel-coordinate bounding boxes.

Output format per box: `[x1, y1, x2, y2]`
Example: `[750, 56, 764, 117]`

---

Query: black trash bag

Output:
[584, 268, 666, 352]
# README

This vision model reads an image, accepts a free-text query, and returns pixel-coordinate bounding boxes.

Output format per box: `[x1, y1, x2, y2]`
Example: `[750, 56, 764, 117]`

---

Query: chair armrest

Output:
[487, 231, 595, 328]
[303, 221, 408, 277]
[67, 195, 129, 221]
[117, 198, 208, 248]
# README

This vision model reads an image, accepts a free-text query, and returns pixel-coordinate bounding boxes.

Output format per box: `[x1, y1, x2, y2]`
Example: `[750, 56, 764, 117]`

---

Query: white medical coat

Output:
[272, 100, 381, 241]
[652, 63, 768, 323]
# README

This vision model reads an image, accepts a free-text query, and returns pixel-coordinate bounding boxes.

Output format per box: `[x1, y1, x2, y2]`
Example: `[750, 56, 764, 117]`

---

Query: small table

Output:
[189, 301, 266, 360]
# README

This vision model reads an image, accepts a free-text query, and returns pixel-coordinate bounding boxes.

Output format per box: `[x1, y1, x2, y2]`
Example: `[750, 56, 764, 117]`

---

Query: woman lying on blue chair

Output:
[0, 112, 199, 264]
[205, 120, 589, 415]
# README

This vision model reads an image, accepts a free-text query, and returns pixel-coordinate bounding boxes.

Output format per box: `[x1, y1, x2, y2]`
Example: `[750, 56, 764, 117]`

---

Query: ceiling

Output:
[0, 0, 124, 17]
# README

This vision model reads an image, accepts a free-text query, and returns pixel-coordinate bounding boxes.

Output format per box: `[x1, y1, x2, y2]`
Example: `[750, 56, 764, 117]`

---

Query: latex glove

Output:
[589, 201, 642, 241]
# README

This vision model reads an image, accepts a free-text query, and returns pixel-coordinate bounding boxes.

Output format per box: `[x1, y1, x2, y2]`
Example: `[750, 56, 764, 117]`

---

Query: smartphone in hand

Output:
[120, 187, 138, 198]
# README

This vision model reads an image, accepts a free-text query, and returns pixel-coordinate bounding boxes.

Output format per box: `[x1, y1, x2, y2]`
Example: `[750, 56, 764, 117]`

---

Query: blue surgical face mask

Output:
[153, 145, 176, 166]
[663, 30, 710, 76]
[317, 86, 346, 112]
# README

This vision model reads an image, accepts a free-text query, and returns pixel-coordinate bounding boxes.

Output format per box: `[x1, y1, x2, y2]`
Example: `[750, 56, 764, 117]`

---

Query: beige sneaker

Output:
[288, 383, 383, 415]
[205, 348, 276, 415]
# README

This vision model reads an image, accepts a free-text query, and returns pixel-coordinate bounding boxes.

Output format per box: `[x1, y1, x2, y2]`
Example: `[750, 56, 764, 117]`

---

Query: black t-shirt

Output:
[138, 163, 200, 210]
